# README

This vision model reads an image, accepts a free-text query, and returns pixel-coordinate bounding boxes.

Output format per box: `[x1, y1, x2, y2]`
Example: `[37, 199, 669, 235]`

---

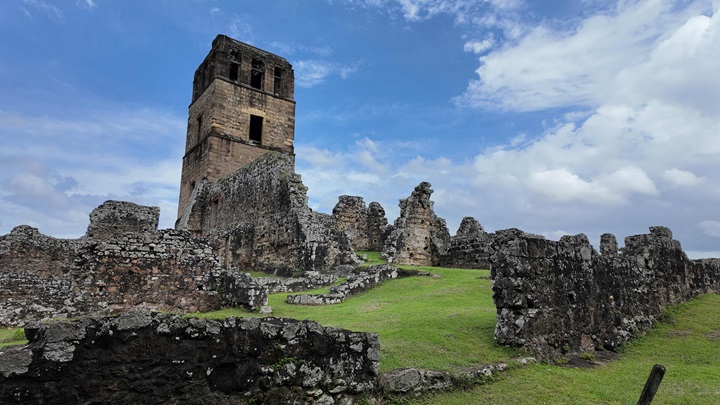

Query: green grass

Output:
[196, 265, 516, 372]
[409, 293, 720, 404]
[356, 250, 387, 267]
[245, 270, 284, 278]
[0, 328, 27, 348]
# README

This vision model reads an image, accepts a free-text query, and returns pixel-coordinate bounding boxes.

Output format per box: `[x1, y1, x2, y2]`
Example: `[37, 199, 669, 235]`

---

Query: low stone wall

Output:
[253, 271, 338, 293]
[380, 358, 535, 397]
[491, 226, 720, 360]
[0, 223, 267, 326]
[286, 265, 427, 306]
[286, 293, 347, 305]
[0, 312, 379, 404]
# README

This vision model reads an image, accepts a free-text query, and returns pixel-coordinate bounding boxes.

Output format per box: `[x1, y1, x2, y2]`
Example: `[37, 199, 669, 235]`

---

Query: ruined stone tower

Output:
[177, 35, 296, 222]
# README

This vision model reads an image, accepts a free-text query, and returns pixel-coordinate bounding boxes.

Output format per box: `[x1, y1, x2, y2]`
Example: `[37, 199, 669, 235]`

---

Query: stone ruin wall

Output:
[490, 226, 720, 360]
[383, 182, 450, 266]
[439, 216, 494, 269]
[0, 201, 266, 327]
[0, 312, 379, 404]
[332, 196, 389, 251]
[179, 153, 357, 276]
[85, 200, 159, 240]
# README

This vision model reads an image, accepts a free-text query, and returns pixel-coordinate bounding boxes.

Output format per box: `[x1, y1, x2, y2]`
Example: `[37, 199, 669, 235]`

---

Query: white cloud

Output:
[21, 0, 64, 19]
[457, 0, 708, 111]
[662, 168, 702, 187]
[463, 38, 494, 54]
[348, 0, 523, 24]
[295, 1, 720, 254]
[294, 60, 362, 87]
[526, 166, 657, 204]
[76, 0, 96, 10]
[0, 106, 184, 238]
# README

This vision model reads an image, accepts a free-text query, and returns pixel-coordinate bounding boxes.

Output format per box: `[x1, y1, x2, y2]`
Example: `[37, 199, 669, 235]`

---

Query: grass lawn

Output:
[356, 250, 386, 267]
[196, 265, 518, 372]
[0, 328, 26, 348]
[409, 293, 720, 405]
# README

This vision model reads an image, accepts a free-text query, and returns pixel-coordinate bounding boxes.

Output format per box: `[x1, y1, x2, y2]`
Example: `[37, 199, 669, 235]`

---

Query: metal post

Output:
[637, 364, 666, 405]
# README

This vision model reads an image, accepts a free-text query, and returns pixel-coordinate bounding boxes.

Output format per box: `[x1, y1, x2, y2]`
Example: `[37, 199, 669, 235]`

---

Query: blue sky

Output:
[1, 0, 719, 257]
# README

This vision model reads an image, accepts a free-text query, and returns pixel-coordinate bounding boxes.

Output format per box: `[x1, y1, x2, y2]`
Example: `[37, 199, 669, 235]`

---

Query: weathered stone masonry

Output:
[178, 35, 296, 220]
[0, 201, 266, 327]
[0, 312, 379, 404]
[439, 216, 494, 269]
[179, 152, 357, 276]
[332, 196, 389, 251]
[383, 182, 450, 266]
[286, 265, 427, 306]
[491, 226, 720, 360]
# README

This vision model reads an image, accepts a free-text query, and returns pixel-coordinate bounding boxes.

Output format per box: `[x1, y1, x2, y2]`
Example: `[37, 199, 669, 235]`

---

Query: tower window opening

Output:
[229, 62, 239, 82]
[249, 115, 263, 144]
[251, 59, 264, 90]
[274, 67, 283, 95]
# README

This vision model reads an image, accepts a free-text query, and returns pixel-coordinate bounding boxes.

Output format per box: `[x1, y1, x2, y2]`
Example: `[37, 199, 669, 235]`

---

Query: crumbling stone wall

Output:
[85, 200, 160, 240]
[491, 226, 720, 360]
[383, 182, 450, 266]
[332, 196, 389, 251]
[286, 265, 429, 306]
[0, 312, 379, 404]
[0, 202, 267, 327]
[179, 152, 357, 275]
[74, 229, 266, 314]
[0, 226, 86, 326]
[439, 217, 493, 269]
[253, 272, 338, 293]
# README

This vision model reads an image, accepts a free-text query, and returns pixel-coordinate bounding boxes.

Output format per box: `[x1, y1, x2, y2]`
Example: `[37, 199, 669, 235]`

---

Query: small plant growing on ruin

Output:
[578, 352, 595, 361]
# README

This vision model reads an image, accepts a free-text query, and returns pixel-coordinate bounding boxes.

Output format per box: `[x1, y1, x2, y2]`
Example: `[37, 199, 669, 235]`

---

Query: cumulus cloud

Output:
[297, 0, 720, 253]
[662, 168, 702, 187]
[457, 0, 708, 111]
[0, 106, 184, 237]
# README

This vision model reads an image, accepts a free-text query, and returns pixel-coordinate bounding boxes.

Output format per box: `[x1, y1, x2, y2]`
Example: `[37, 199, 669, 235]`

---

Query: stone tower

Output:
[177, 35, 296, 222]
